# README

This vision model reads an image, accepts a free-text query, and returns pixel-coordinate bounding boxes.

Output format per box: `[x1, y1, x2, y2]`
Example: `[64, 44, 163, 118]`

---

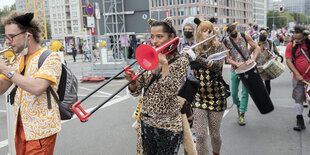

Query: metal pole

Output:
[95, 2, 102, 65]
[5, 87, 16, 155]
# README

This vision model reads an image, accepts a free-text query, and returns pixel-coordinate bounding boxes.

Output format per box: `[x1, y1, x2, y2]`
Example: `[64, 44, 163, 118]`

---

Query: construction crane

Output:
[25, 0, 47, 40]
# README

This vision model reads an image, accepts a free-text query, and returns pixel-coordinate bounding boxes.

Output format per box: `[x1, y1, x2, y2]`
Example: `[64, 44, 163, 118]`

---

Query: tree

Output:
[46, 22, 51, 39]
[0, 4, 16, 38]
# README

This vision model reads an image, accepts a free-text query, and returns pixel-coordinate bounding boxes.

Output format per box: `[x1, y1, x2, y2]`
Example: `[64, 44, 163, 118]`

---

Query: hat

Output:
[223, 22, 238, 32]
[182, 17, 197, 32]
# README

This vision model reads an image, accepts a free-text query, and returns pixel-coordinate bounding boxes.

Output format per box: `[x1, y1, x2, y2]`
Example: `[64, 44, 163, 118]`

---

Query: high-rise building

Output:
[150, 0, 254, 36]
[253, 0, 267, 28]
[15, 0, 50, 23]
[49, 0, 83, 45]
[281, 0, 310, 16]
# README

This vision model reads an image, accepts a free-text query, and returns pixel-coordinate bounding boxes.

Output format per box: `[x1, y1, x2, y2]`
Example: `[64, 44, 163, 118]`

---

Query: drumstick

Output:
[303, 80, 310, 85]
[304, 65, 310, 76]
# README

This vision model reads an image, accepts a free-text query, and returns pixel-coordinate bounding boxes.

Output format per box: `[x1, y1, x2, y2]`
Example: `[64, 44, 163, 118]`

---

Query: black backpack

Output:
[39, 49, 78, 120]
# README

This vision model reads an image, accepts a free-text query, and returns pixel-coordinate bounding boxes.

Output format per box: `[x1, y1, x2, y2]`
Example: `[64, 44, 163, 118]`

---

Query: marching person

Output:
[124, 17, 189, 154]
[178, 16, 197, 141]
[253, 27, 280, 94]
[223, 22, 260, 126]
[0, 11, 62, 155]
[183, 17, 227, 155]
[82, 42, 90, 62]
[285, 25, 310, 131]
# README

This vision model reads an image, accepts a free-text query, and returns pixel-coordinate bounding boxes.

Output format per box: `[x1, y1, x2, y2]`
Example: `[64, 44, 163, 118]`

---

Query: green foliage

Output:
[0, 4, 16, 38]
[46, 22, 51, 39]
[267, 10, 310, 30]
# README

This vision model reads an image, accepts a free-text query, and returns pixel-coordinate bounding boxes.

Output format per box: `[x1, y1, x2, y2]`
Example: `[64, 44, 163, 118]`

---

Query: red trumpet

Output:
[135, 37, 179, 70]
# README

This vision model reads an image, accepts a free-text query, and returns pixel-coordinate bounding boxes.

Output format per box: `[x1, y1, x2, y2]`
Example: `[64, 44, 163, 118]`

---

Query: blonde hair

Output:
[194, 20, 219, 56]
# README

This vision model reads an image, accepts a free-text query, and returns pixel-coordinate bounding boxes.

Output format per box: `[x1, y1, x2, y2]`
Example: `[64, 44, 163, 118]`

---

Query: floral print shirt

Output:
[0, 47, 62, 141]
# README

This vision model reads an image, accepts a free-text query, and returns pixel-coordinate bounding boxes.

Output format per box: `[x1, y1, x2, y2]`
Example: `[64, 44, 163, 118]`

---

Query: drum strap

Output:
[229, 37, 248, 61]
[300, 48, 310, 64]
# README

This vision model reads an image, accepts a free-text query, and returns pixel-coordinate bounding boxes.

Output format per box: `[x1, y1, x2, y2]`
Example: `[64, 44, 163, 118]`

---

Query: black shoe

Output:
[293, 115, 306, 131]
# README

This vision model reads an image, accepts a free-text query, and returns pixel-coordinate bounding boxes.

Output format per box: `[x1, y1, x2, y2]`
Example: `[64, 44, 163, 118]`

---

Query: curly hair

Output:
[1, 11, 42, 43]
[194, 20, 219, 56]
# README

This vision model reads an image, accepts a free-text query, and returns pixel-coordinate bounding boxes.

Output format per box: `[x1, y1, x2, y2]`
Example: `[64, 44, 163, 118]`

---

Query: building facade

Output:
[253, 0, 267, 28]
[281, 0, 310, 16]
[49, 0, 84, 47]
[16, 0, 50, 23]
[150, 0, 254, 36]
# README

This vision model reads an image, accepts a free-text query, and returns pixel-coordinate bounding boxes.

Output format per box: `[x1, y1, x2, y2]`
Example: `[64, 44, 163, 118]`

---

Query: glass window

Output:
[189, 6, 199, 16]
[169, 8, 175, 17]
[178, 0, 186, 5]
[167, 0, 174, 6]
[178, 8, 187, 16]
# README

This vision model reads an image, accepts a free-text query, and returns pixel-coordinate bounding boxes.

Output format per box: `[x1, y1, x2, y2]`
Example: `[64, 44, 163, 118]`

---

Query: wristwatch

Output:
[5, 71, 15, 79]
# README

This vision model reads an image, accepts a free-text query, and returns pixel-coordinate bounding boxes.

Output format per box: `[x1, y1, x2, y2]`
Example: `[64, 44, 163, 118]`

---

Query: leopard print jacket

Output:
[130, 56, 189, 132]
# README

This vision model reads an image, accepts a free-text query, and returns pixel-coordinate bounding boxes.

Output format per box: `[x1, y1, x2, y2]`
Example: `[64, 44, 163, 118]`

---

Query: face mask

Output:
[18, 34, 30, 56]
[259, 34, 267, 42]
[184, 31, 193, 39]
[230, 32, 238, 38]
[295, 40, 304, 45]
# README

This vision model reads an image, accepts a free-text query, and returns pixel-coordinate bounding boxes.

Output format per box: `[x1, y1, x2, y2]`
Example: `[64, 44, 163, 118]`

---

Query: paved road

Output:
[1, 46, 310, 155]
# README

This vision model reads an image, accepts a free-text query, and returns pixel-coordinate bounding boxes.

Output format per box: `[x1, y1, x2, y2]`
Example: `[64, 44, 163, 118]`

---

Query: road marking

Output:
[0, 94, 131, 149]
[78, 94, 118, 98]
[79, 86, 121, 97]
[0, 110, 7, 113]
[0, 139, 8, 148]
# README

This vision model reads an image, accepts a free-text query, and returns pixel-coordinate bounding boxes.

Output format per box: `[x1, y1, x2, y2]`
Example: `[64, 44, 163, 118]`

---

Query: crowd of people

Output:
[1, 10, 310, 155]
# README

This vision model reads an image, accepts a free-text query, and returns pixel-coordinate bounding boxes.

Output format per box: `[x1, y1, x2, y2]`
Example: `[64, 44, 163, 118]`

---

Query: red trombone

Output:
[72, 37, 180, 122]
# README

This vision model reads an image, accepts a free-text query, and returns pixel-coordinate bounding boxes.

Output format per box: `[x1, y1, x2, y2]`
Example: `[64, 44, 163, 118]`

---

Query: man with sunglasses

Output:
[0, 11, 62, 154]
[223, 22, 260, 126]
[285, 25, 310, 131]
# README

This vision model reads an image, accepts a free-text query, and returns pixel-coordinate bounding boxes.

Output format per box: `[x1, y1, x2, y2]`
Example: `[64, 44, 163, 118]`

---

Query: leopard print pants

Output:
[193, 108, 224, 155]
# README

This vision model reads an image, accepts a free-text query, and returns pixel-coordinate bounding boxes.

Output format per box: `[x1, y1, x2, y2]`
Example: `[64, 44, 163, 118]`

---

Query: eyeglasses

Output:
[4, 31, 25, 42]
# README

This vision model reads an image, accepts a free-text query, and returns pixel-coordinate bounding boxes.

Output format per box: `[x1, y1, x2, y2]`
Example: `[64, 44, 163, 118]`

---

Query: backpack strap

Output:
[38, 49, 59, 109]
[38, 49, 53, 68]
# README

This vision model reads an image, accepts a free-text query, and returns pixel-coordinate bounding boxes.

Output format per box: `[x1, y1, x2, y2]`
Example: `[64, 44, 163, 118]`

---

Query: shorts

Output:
[292, 78, 306, 103]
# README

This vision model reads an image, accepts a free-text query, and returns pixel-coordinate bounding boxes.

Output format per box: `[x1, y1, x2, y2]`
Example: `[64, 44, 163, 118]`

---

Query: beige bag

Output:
[178, 97, 197, 155]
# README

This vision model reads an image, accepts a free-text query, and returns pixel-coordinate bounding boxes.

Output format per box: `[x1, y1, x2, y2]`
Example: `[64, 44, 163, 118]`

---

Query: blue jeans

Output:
[231, 72, 249, 112]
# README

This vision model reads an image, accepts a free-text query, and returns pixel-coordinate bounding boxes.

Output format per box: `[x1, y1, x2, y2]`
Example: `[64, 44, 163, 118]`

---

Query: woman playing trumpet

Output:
[183, 18, 227, 155]
[124, 17, 189, 154]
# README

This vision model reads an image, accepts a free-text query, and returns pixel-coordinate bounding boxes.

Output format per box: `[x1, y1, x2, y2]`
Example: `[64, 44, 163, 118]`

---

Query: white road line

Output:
[61, 94, 131, 123]
[0, 94, 131, 149]
[0, 110, 7, 113]
[0, 139, 8, 148]
[78, 94, 117, 98]
[79, 86, 121, 97]
[223, 109, 230, 118]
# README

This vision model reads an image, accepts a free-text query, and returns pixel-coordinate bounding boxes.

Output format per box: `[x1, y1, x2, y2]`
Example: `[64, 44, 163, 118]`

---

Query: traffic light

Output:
[279, 5, 284, 12]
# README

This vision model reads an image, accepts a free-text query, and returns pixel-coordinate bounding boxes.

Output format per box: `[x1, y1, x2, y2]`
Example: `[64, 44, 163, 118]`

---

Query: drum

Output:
[236, 62, 274, 114]
[260, 58, 285, 80]
[236, 62, 256, 74]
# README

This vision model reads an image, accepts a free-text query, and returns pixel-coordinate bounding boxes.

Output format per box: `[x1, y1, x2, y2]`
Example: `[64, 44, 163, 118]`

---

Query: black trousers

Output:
[141, 121, 182, 155]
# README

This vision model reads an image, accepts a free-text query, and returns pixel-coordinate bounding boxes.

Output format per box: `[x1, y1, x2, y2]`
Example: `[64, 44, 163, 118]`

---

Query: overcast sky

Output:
[0, 0, 15, 10]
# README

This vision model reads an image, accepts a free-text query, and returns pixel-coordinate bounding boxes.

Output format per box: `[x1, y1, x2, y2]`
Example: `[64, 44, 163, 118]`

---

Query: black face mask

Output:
[230, 32, 238, 38]
[184, 31, 193, 39]
[259, 34, 267, 42]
